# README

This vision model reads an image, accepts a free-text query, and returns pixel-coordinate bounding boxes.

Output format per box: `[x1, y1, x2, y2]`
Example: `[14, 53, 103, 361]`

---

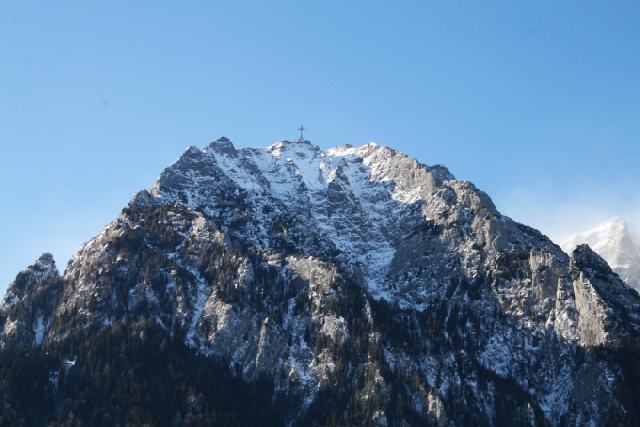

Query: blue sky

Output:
[1, 1, 639, 292]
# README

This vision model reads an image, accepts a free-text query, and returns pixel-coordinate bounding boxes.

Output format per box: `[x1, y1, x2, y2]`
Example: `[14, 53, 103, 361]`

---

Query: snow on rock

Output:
[0, 253, 60, 347]
[149, 138, 456, 302]
[563, 217, 640, 291]
[2, 253, 58, 308]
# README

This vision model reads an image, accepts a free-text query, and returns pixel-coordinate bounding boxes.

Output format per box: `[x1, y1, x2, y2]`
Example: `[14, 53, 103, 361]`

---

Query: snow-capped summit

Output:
[562, 217, 640, 291]
[146, 138, 458, 303]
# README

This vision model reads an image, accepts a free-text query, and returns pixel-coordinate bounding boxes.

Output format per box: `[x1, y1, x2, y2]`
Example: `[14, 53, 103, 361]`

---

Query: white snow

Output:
[562, 217, 634, 265]
[34, 315, 45, 345]
[163, 139, 447, 300]
[64, 358, 76, 373]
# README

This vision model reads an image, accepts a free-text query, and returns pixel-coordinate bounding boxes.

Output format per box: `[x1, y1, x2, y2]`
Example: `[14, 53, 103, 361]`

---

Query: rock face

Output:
[2, 138, 640, 426]
[563, 217, 640, 292]
[1, 253, 62, 346]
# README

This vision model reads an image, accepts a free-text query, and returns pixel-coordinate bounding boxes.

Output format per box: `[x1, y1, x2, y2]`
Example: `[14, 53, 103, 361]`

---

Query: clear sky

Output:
[1, 1, 639, 293]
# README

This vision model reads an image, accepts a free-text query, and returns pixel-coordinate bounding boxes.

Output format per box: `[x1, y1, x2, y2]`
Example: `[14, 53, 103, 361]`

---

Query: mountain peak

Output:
[2, 253, 59, 308]
[146, 139, 461, 300]
[35, 252, 55, 269]
[128, 189, 160, 207]
[562, 217, 640, 291]
[570, 243, 610, 272]
[207, 136, 237, 156]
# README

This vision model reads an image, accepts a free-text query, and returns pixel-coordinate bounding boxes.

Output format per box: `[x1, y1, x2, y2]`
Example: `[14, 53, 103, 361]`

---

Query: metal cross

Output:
[298, 126, 305, 140]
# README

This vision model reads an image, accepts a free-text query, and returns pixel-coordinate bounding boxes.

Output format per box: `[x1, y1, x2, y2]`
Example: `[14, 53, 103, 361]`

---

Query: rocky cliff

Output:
[2, 138, 640, 426]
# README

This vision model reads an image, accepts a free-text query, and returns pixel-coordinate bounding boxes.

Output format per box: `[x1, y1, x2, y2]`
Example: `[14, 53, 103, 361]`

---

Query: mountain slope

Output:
[562, 217, 640, 292]
[2, 137, 640, 426]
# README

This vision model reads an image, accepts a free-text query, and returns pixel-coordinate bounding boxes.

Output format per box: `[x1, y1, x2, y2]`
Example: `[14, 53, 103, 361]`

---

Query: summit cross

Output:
[298, 126, 305, 140]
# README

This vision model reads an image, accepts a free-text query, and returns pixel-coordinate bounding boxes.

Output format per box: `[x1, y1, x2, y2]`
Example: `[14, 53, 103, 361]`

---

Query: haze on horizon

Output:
[1, 1, 638, 293]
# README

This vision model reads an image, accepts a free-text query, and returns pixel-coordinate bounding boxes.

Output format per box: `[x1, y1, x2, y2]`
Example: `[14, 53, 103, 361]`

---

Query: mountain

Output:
[562, 217, 640, 292]
[1, 137, 640, 426]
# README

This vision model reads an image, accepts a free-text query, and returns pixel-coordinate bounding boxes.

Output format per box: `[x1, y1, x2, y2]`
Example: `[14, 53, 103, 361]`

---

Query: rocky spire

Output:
[2, 253, 59, 308]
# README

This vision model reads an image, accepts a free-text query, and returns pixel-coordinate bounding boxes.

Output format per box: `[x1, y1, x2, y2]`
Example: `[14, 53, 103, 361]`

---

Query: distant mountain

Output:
[562, 217, 640, 292]
[1, 137, 640, 426]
